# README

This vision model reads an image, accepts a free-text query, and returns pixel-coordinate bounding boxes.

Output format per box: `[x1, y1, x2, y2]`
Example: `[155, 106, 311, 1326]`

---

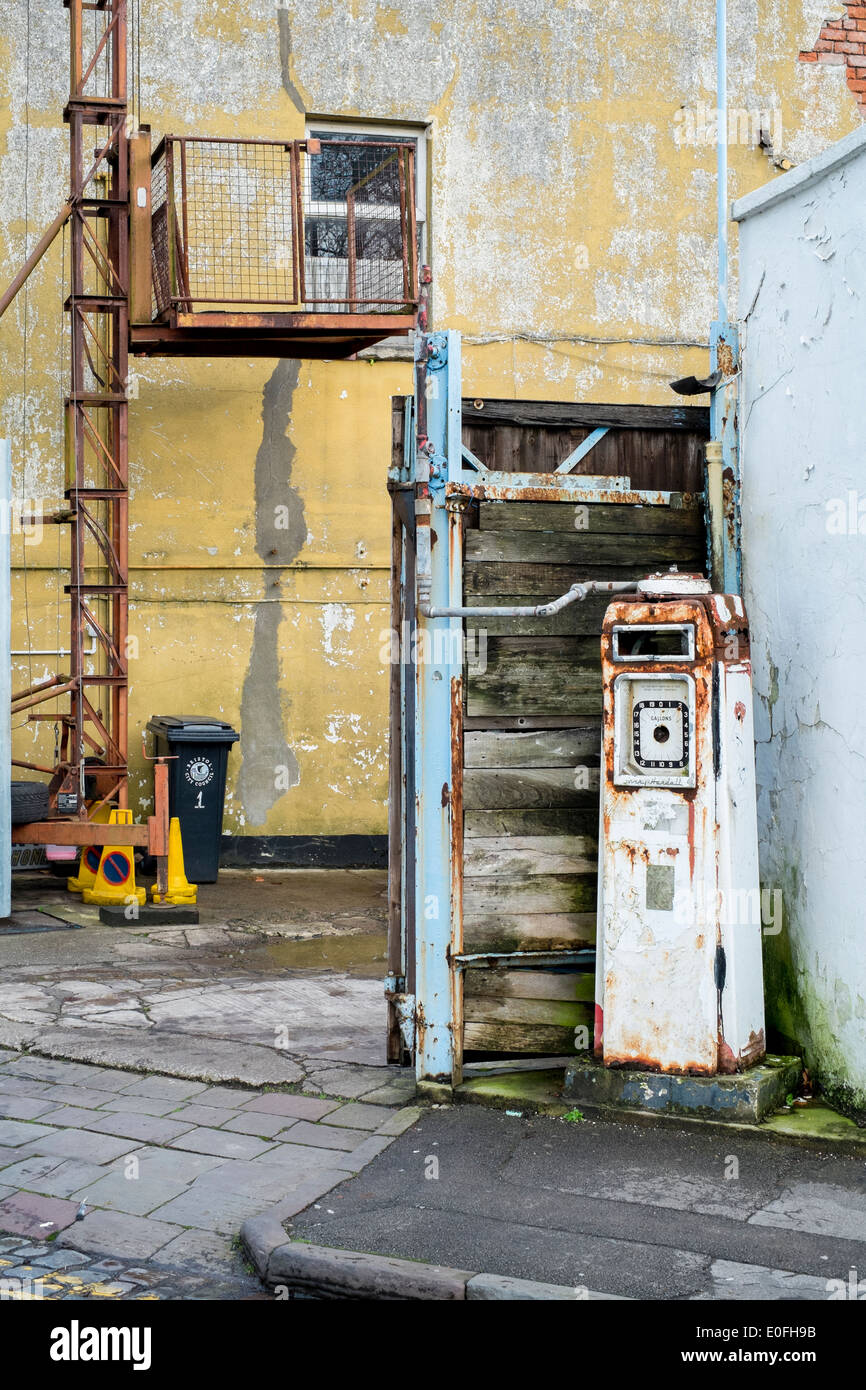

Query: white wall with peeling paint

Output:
[734, 126, 866, 1111]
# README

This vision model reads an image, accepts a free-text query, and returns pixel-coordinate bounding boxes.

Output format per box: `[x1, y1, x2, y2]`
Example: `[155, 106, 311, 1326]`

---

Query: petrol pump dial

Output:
[612, 672, 696, 788]
[632, 698, 689, 770]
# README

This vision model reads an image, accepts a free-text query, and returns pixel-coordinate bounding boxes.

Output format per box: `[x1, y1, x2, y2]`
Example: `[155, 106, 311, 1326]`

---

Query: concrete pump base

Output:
[562, 1053, 802, 1124]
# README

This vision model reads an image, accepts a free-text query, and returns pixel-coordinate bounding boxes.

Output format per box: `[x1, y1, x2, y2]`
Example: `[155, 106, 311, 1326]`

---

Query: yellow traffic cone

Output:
[82, 809, 146, 907]
[67, 802, 114, 894]
[151, 817, 197, 905]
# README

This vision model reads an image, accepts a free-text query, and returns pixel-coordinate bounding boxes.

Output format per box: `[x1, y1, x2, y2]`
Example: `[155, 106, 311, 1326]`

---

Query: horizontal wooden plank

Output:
[464, 835, 596, 878]
[464, 874, 596, 915]
[461, 399, 710, 433]
[462, 911, 596, 953]
[463, 1020, 585, 1055]
[478, 500, 703, 535]
[465, 969, 595, 1002]
[467, 690, 601, 720]
[467, 530, 704, 567]
[466, 637, 602, 718]
[464, 808, 599, 837]
[463, 716, 598, 731]
[462, 592, 611, 638]
[463, 994, 591, 1027]
[465, 561, 704, 597]
[464, 766, 600, 810]
[464, 727, 600, 769]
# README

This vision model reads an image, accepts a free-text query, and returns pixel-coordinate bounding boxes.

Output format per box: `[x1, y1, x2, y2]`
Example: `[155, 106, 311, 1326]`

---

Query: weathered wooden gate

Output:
[387, 330, 709, 1086]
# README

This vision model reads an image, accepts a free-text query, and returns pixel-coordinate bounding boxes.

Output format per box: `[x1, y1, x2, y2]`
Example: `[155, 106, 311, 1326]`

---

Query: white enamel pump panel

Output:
[596, 582, 766, 1075]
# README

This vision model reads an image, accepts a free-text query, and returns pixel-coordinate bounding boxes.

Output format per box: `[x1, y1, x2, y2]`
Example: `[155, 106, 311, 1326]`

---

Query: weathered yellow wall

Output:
[0, 0, 859, 840]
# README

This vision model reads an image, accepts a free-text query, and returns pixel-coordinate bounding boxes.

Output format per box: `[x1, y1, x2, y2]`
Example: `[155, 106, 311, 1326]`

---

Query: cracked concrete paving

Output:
[0, 870, 413, 1099]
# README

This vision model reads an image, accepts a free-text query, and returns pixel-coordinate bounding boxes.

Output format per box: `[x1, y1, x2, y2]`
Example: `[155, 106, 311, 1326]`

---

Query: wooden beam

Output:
[466, 529, 704, 567]
[478, 500, 703, 535]
[465, 969, 595, 1003]
[457, 592, 611, 637]
[465, 637, 603, 719]
[464, 560, 698, 597]
[464, 808, 599, 838]
[463, 994, 590, 1027]
[462, 910, 596, 954]
[463, 1019, 590, 1054]
[464, 874, 597, 914]
[462, 398, 710, 434]
[464, 835, 597, 878]
[11, 822, 148, 847]
[464, 727, 601, 769]
[464, 764, 601, 809]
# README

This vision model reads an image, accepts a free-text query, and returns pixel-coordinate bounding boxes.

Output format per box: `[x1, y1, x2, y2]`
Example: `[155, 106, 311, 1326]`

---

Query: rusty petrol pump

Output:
[595, 573, 766, 1076]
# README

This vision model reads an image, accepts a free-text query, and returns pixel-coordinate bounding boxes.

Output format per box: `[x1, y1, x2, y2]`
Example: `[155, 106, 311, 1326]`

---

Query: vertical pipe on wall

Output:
[413, 330, 463, 1085]
[708, 0, 742, 595]
[716, 0, 727, 323]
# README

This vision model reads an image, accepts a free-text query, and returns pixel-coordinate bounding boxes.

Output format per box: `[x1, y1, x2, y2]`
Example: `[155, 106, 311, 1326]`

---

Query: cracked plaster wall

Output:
[0, 0, 860, 839]
[737, 128, 866, 1110]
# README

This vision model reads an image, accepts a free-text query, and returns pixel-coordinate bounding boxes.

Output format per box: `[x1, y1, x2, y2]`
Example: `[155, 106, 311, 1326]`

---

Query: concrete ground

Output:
[0, 869, 398, 1085]
[290, 1104, 866, 1301]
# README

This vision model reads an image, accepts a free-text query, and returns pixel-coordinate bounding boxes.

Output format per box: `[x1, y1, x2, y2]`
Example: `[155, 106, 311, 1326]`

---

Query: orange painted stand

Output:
[11, 753, 171, 895]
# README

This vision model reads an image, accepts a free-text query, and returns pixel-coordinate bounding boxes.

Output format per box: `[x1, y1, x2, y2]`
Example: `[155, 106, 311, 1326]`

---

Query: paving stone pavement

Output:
[0, 1045, 419, 1300]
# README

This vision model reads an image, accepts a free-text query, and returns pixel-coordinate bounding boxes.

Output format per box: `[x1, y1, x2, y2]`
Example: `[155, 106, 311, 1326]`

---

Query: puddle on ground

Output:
[257, 931, 388, 977]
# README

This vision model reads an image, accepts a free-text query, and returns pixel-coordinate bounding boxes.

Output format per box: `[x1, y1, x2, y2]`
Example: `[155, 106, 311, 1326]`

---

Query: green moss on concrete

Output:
[455, 1068, 571, 1116]
[763, 854, 866, 1125]
[446, 1066, 866, 1154]
[763, 1099, 866, 1148]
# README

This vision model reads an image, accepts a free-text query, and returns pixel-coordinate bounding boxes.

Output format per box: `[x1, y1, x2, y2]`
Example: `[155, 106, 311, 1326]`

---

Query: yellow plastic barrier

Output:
[66, 801, 114, 894]
[81, 809, 146, 907]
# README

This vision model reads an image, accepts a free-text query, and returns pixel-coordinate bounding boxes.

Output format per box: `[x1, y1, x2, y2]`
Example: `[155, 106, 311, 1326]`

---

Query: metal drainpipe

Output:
[716, 0, 728, 327]
[704, 0, 730, 594]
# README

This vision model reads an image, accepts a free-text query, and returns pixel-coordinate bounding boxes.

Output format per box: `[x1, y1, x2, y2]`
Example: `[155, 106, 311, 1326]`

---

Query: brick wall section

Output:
[800, 4, 866, 106]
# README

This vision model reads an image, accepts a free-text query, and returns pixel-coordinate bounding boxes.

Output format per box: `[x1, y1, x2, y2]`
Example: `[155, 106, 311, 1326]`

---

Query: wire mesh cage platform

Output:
[131, 135, 420, 357]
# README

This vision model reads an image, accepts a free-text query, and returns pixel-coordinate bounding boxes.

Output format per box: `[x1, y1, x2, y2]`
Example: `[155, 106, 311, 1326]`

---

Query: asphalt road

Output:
[290, 1104, 866, 1300]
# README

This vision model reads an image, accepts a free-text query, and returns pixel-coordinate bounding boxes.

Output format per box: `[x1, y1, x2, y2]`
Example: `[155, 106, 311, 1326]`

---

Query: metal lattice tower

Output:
[3, 1, 419, 828]
[59, 0, 130, 813]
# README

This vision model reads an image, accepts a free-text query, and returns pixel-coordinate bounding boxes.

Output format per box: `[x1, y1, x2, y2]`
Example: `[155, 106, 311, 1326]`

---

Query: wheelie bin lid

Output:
[146, 715, 240, 745]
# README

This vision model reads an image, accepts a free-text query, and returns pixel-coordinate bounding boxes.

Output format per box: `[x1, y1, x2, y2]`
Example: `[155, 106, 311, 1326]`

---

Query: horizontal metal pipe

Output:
[455, 949, 597, 967]
[421, 579, 637, 620]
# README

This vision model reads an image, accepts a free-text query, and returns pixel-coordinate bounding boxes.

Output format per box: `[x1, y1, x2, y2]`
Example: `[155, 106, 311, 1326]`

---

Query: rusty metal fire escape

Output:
[2, 0, 420, 842]
[60, 0, 130, 814]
